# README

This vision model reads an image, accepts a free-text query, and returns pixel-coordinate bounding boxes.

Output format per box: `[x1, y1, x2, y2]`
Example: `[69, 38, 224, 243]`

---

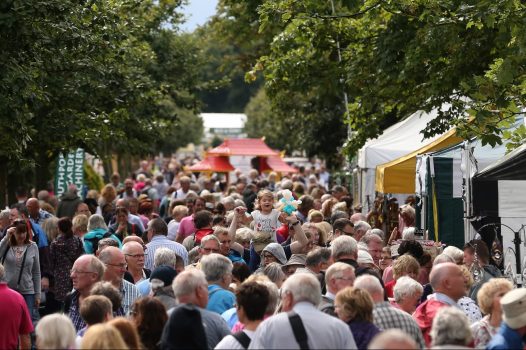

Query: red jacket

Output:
[412, 298, 448, 347]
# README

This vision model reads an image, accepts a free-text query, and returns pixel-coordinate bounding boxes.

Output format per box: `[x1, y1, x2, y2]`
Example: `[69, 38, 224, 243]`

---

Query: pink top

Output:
[177, 215, 196, 238]
[0, 284, 33, 350]
[382, 265, 394, 284]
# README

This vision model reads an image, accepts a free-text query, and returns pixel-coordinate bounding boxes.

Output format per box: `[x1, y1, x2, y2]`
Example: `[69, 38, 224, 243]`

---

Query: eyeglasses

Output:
[105, 263, 128, 269]
[201, 247, 220, 253]
[71, 269, 96, 274]
[342, 231, 354, 236]
[380, 257, 392, 261]
[125, 254, 145, 259]
[263, 254, 276, 259]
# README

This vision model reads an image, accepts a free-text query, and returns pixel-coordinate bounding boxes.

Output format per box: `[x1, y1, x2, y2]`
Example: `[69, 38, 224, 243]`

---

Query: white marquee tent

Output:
[356, 107, 449, 213]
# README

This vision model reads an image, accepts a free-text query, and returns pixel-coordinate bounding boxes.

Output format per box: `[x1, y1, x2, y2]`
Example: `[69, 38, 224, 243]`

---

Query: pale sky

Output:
[180, 0, 219, 32]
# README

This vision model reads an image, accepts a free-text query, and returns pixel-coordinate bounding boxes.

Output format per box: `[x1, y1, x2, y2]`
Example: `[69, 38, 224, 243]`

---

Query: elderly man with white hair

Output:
[319, 262, 355, 316]
[430, 307, 472, 349]
[249, 273, 357, 349]
[393, 276, 424, 314]
[354, 274, 425, 349]
[352, 220, 371, 242]
[201, 253, 235, 315]
[331, 235, 359, 268]
[162, 269, 231, 349]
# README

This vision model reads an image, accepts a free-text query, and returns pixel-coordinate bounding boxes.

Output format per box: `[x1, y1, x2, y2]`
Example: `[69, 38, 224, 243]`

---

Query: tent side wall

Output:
[425, 157, 465, 248]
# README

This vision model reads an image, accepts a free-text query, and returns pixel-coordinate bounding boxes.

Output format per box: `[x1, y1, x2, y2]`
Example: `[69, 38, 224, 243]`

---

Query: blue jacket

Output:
[486, 322, 523, 350]
[206, 284, 235, 315]
[83, 228, 122, 254]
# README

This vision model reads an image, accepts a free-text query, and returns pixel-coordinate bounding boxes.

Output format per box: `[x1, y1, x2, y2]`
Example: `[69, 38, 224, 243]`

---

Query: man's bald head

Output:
[122, 235, 144, 245]
[430, 262, 465, 301]
[26, 198, 40, 218]
[122, 241, 143, 254]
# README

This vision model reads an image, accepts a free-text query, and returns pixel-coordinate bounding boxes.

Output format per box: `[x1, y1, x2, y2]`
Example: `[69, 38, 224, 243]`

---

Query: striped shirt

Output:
[373, 301, 425, 349]
[145, 235, 188, 270]
[120, 279, 141, 315]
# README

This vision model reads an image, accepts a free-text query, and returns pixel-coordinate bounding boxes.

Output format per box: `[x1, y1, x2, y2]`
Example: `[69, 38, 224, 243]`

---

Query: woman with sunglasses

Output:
[0, 220, 41, 324]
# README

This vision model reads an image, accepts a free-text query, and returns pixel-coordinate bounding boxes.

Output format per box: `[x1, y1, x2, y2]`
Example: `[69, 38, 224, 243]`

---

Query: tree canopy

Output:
[0, 0, 208, 202]
[213, 0, 526, 162]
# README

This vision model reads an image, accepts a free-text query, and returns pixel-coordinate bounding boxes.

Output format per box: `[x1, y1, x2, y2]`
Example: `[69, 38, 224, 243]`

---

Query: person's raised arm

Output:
[229, 207, 245, 255]
[286, 215, 308, 254]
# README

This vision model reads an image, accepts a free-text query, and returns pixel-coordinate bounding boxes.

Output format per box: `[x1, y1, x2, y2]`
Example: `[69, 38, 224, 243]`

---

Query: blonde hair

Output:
[107, 317, 142, 349]
[81, 323, 128, 349]
[459, 265, 474, 290]
[477, 278, 513, 315]
[41, 217, 60, 242]
[36, 314, 76, 349]
[307, 210, 324, 222]
[100, 184, 117, 204]
[335, 286, 374, 322]
[72, 214, 89, 233]
[255, 190, 275, 211]
[393, 254, 420, 280]
[172, 205, 189, 218]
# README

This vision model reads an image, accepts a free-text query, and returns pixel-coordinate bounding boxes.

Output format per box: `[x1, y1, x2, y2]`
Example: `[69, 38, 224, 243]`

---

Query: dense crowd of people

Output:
[0, 159, 523, 349]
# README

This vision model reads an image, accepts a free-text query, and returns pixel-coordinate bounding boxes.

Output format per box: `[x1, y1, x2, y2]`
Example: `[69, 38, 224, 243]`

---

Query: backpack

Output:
[84, 231, 113, 252]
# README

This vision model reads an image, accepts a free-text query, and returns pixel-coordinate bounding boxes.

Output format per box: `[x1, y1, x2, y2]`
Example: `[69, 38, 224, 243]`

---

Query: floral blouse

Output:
[471, 315, 497, 349]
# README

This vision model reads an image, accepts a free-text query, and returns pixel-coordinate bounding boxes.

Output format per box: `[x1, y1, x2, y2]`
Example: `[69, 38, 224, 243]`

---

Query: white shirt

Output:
[167, 219, 180, 241]
[249, 302, 357, 349]
[215, 330, 255, 349]
[251, 209, 280, 242]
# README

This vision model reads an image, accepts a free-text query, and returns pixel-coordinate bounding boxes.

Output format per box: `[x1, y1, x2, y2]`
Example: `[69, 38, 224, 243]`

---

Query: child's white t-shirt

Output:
[251, 209, 281, 242]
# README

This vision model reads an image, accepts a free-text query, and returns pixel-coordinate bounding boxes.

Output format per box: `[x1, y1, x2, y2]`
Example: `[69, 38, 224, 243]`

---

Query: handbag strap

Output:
[288, 311, 310, 350]
[17, 246, 29, 288]
[232, 331, 251, 349]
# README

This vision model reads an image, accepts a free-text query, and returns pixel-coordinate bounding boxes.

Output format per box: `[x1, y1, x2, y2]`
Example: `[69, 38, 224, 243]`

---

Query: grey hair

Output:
[369, 329, 418, 350]
[443, 246, 464, 264]
[0, 209, 10, 221]
[281, 273, 321, 306]
[354, 221, 371, 234]
[325, 262, 354, 284]
[221, 196, 235, 206]
[154, 247, 177, 268]
[86, 255, 105, 281]
[87, 214, 108, 231]
[35, 314, 76, 349]
[360, 232, 383, 245]
[235, 227, 253, 243]
[234, 199, 246, 208]
[393, 276, 423, 303]
[331, 235, 358, 260]
[200, 234, 220, 248]
[402, 227, 416, 240]
[354, 274, 383, 297]
[431, 307, 472, 346]
[433, 253, 455, 266]
[305, 247, 332, 267]
[172, 268, 208, 298]
[263, 263, 286, 285]
[259, 279, 280, 315]
[200, 253, 233, 283]
[370, 228, 385, 240]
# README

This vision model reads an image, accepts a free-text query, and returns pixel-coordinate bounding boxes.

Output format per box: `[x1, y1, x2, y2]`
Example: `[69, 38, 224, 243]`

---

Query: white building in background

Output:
[200, 113, 247, 142]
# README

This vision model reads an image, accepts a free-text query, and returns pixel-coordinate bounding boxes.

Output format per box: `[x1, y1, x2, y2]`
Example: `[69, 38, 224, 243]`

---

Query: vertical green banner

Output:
[55, 148, 85, 197]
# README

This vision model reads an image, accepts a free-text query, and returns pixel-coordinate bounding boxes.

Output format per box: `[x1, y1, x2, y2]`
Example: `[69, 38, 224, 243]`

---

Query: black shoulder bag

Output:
[288, 311, 310, 350]
[232, 331, 251, 349]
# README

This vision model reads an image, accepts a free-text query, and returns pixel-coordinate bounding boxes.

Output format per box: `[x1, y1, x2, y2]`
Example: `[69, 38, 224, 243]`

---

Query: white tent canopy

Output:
[356, 107, 450, 213]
